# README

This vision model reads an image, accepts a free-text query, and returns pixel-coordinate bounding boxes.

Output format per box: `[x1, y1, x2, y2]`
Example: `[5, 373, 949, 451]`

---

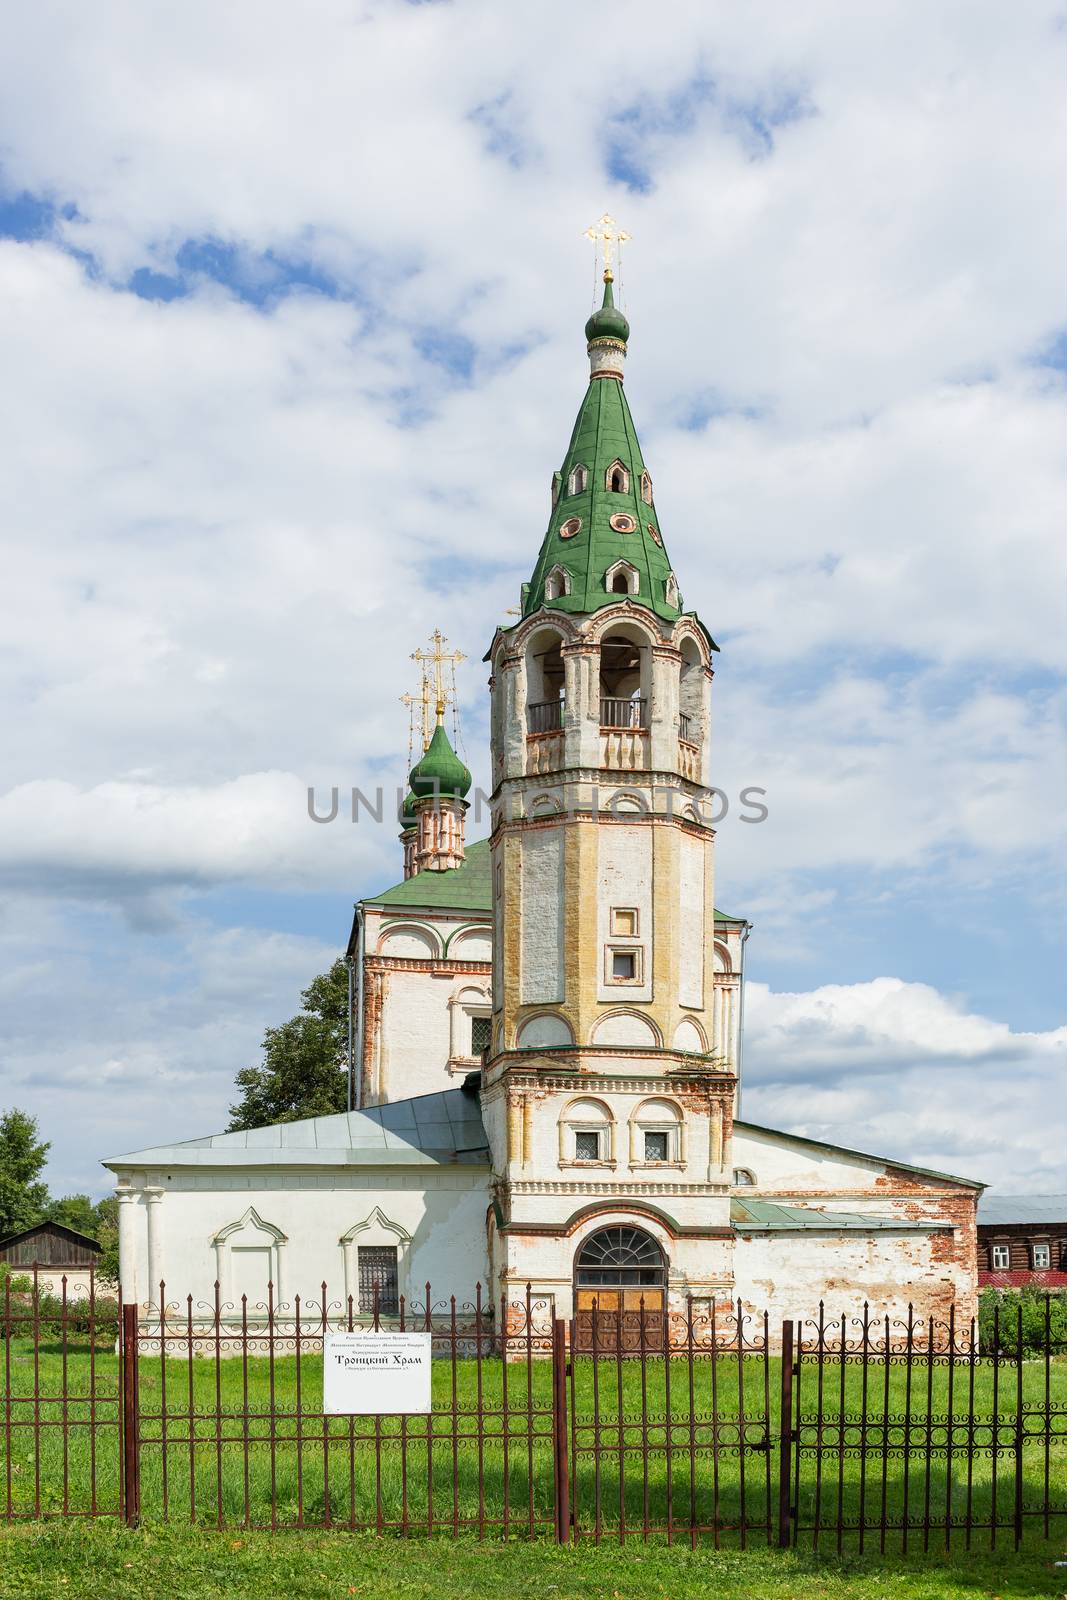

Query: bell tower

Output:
[482, 228, 737, 1323]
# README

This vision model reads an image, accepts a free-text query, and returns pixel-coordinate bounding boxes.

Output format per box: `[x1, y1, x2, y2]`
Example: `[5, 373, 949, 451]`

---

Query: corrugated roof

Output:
[731, 1198, 947, 1233]
[103, 1087, 490, 1171]
[977, 1194, 1067, 1226]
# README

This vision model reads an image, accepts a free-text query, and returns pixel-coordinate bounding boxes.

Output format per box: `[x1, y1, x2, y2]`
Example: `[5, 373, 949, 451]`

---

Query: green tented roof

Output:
[731, 1198, 949, 1233]
[525, 375, 681, 622]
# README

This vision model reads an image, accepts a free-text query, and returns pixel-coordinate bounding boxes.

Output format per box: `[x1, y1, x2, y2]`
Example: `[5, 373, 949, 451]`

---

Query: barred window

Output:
[470, 1015, 492, 1055]
[358, 1246, 399, 1315]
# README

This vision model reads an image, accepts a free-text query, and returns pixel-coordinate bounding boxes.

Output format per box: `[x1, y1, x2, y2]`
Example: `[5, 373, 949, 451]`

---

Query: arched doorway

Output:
[574, 1225, 667, 1351]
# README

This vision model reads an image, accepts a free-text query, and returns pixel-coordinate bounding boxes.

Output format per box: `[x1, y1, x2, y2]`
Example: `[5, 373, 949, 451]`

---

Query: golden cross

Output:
[400, 669, 435, 754]
[410, 628, 466, 731]
[584, 212, 631, 281]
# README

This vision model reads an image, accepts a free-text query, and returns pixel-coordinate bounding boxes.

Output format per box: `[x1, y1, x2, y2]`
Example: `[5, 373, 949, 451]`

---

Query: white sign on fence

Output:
[322, 1331, 433, 1415]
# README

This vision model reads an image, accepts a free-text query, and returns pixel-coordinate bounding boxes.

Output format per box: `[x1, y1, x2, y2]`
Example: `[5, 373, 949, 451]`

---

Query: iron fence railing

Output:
[2, 1270, 1066, 1552]
[600, 698, 647, 730]
[527, 699, 563, 734]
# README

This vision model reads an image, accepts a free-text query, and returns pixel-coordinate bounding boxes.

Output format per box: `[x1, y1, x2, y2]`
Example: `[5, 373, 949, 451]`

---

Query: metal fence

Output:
[2, 1270, 1066, 1550]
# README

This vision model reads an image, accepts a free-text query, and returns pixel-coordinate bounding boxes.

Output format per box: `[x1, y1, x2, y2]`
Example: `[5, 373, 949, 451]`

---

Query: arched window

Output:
[604, 560, 639, 597]
[640, 471, 653, 505]
[605, 459, 630, 494]
[665, 571, 680, 607]
[559, 1097, 615, 1164]
[576, 1226, 665, 1287]
[568, 463, 588, 496]
[630, 1098, 684, 1165]
[543, 565, 571, 603]
[733, 1167, 757, 1187]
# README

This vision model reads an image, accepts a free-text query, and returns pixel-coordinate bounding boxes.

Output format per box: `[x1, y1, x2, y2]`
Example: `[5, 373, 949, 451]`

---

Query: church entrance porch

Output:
[573, 1224, 666, 1352]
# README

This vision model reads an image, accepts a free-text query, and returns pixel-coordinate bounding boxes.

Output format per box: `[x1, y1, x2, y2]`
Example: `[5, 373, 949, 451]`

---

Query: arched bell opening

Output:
[598, 626, 650, 731]
[573, 1224, 667, 1351]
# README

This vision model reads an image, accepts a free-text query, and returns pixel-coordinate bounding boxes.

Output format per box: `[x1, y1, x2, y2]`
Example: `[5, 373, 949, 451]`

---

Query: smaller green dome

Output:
[585, 276, 629, 346]
[400, 791, 419, 830]
[409, 723, 472, 801]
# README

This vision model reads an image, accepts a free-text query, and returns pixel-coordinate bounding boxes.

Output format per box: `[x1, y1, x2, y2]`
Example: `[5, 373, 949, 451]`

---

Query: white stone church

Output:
[105, 269, 982, 1332]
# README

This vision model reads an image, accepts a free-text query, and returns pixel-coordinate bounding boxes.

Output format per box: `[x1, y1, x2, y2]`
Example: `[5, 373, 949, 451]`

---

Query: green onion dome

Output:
[408, 723, 472, 801]
[400, 791, 419, 830]
[585, 276, 629, 346]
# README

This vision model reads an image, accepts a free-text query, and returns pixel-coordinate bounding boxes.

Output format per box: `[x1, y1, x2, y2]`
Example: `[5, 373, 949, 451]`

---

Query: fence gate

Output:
[563, 1299, 779, 1546]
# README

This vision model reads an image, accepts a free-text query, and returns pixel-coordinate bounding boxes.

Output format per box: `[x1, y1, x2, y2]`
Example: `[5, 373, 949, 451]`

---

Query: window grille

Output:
[358, 1246, 399, 1314]
[470, 1015, 492, 1055]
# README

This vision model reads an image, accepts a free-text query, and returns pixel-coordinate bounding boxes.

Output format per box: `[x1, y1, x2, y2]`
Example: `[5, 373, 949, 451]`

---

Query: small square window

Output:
[575, 1131, 601, 1161]
[1032, 1243, 1051, 1270]
[991, 1244, 1010, 1270]
[611, 907, 639, 937]
[470, 1015, 492, 1055]
[643, 1130, 669, 1162]
[611, 950, 637, 981]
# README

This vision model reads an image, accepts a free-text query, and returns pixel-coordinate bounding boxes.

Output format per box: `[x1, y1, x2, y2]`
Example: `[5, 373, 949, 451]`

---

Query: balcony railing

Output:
[527, 699, 564, 734]
[601, 697, 648, 730]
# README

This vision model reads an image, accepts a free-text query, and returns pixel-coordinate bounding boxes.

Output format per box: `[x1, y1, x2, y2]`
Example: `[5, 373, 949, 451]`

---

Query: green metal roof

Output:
[731, 1198, 948, 1233]
[409, 723, 472, 800]
[103, 1087, 490, 1171]
[366, 838, 493, 912]
[524, 374, 678, 622]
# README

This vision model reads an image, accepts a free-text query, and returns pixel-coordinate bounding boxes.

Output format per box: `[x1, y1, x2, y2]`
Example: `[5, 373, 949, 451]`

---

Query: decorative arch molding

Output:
[543, 564, 572, 602]
[628, 1096, 687, 1166]
[588, 606, 661, 647]
[448, 982, 492, 1064]
[516, 1011, 575, 1049]
[377, 920, 442, 959]
[589, 1009, 662, 1049]
[670, 616, 714, 667]
[508, 610, 581, 657]
[672, 1017, 708, 1053]
[713, 943, 733, 974]
[604, 558, 640, 597]
[211, 1207, 288, 1310]
[339, 1206, 413, 1311]
[558, 1094, 616, 1165]
[561, 1202, 683, 1245]
[528, 792, 564, 816]
[444, 924, 493, 960]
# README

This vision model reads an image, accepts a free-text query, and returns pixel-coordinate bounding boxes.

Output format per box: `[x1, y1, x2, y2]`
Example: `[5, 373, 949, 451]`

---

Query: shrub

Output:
[978, 1286, 1067, 1356]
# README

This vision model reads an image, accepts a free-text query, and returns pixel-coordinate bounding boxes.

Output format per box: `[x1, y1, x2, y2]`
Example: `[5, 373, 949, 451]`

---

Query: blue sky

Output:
[0, 0, 1064, 1198]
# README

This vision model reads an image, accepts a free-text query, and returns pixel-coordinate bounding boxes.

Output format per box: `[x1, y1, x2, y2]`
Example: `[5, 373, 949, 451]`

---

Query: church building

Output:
[105, 258, 982, 1333]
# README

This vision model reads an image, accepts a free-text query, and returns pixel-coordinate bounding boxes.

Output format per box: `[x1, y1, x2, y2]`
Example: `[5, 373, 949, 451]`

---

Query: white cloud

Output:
[0, 1, 1064, 1189]
[744, 977, 1067, 1189]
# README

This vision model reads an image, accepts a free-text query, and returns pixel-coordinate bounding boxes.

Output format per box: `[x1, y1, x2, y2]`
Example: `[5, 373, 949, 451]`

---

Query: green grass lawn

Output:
[3, 1335, 1066, 1556]
[3, 1522, 1067, 1600]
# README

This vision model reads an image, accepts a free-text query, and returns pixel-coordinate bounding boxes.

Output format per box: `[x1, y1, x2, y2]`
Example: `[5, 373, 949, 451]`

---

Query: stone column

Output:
[144, 1188, 164, 1311]
[116, 1189, 139, 1306]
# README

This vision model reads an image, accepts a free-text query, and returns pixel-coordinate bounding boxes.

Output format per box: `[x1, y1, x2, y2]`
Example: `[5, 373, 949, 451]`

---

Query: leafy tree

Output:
[0, 1109, 50, 1236]
[44, 1193, 101, 1237]
[228, 958, 352, 1131]
[93, 1196, 120, 1289]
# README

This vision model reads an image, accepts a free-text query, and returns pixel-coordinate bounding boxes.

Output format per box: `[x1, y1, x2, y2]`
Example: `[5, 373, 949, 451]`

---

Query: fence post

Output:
[777, 1319, 795, 1548]
[121, 1303, 140, 1528]
[552, 1317, 571, 1544]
